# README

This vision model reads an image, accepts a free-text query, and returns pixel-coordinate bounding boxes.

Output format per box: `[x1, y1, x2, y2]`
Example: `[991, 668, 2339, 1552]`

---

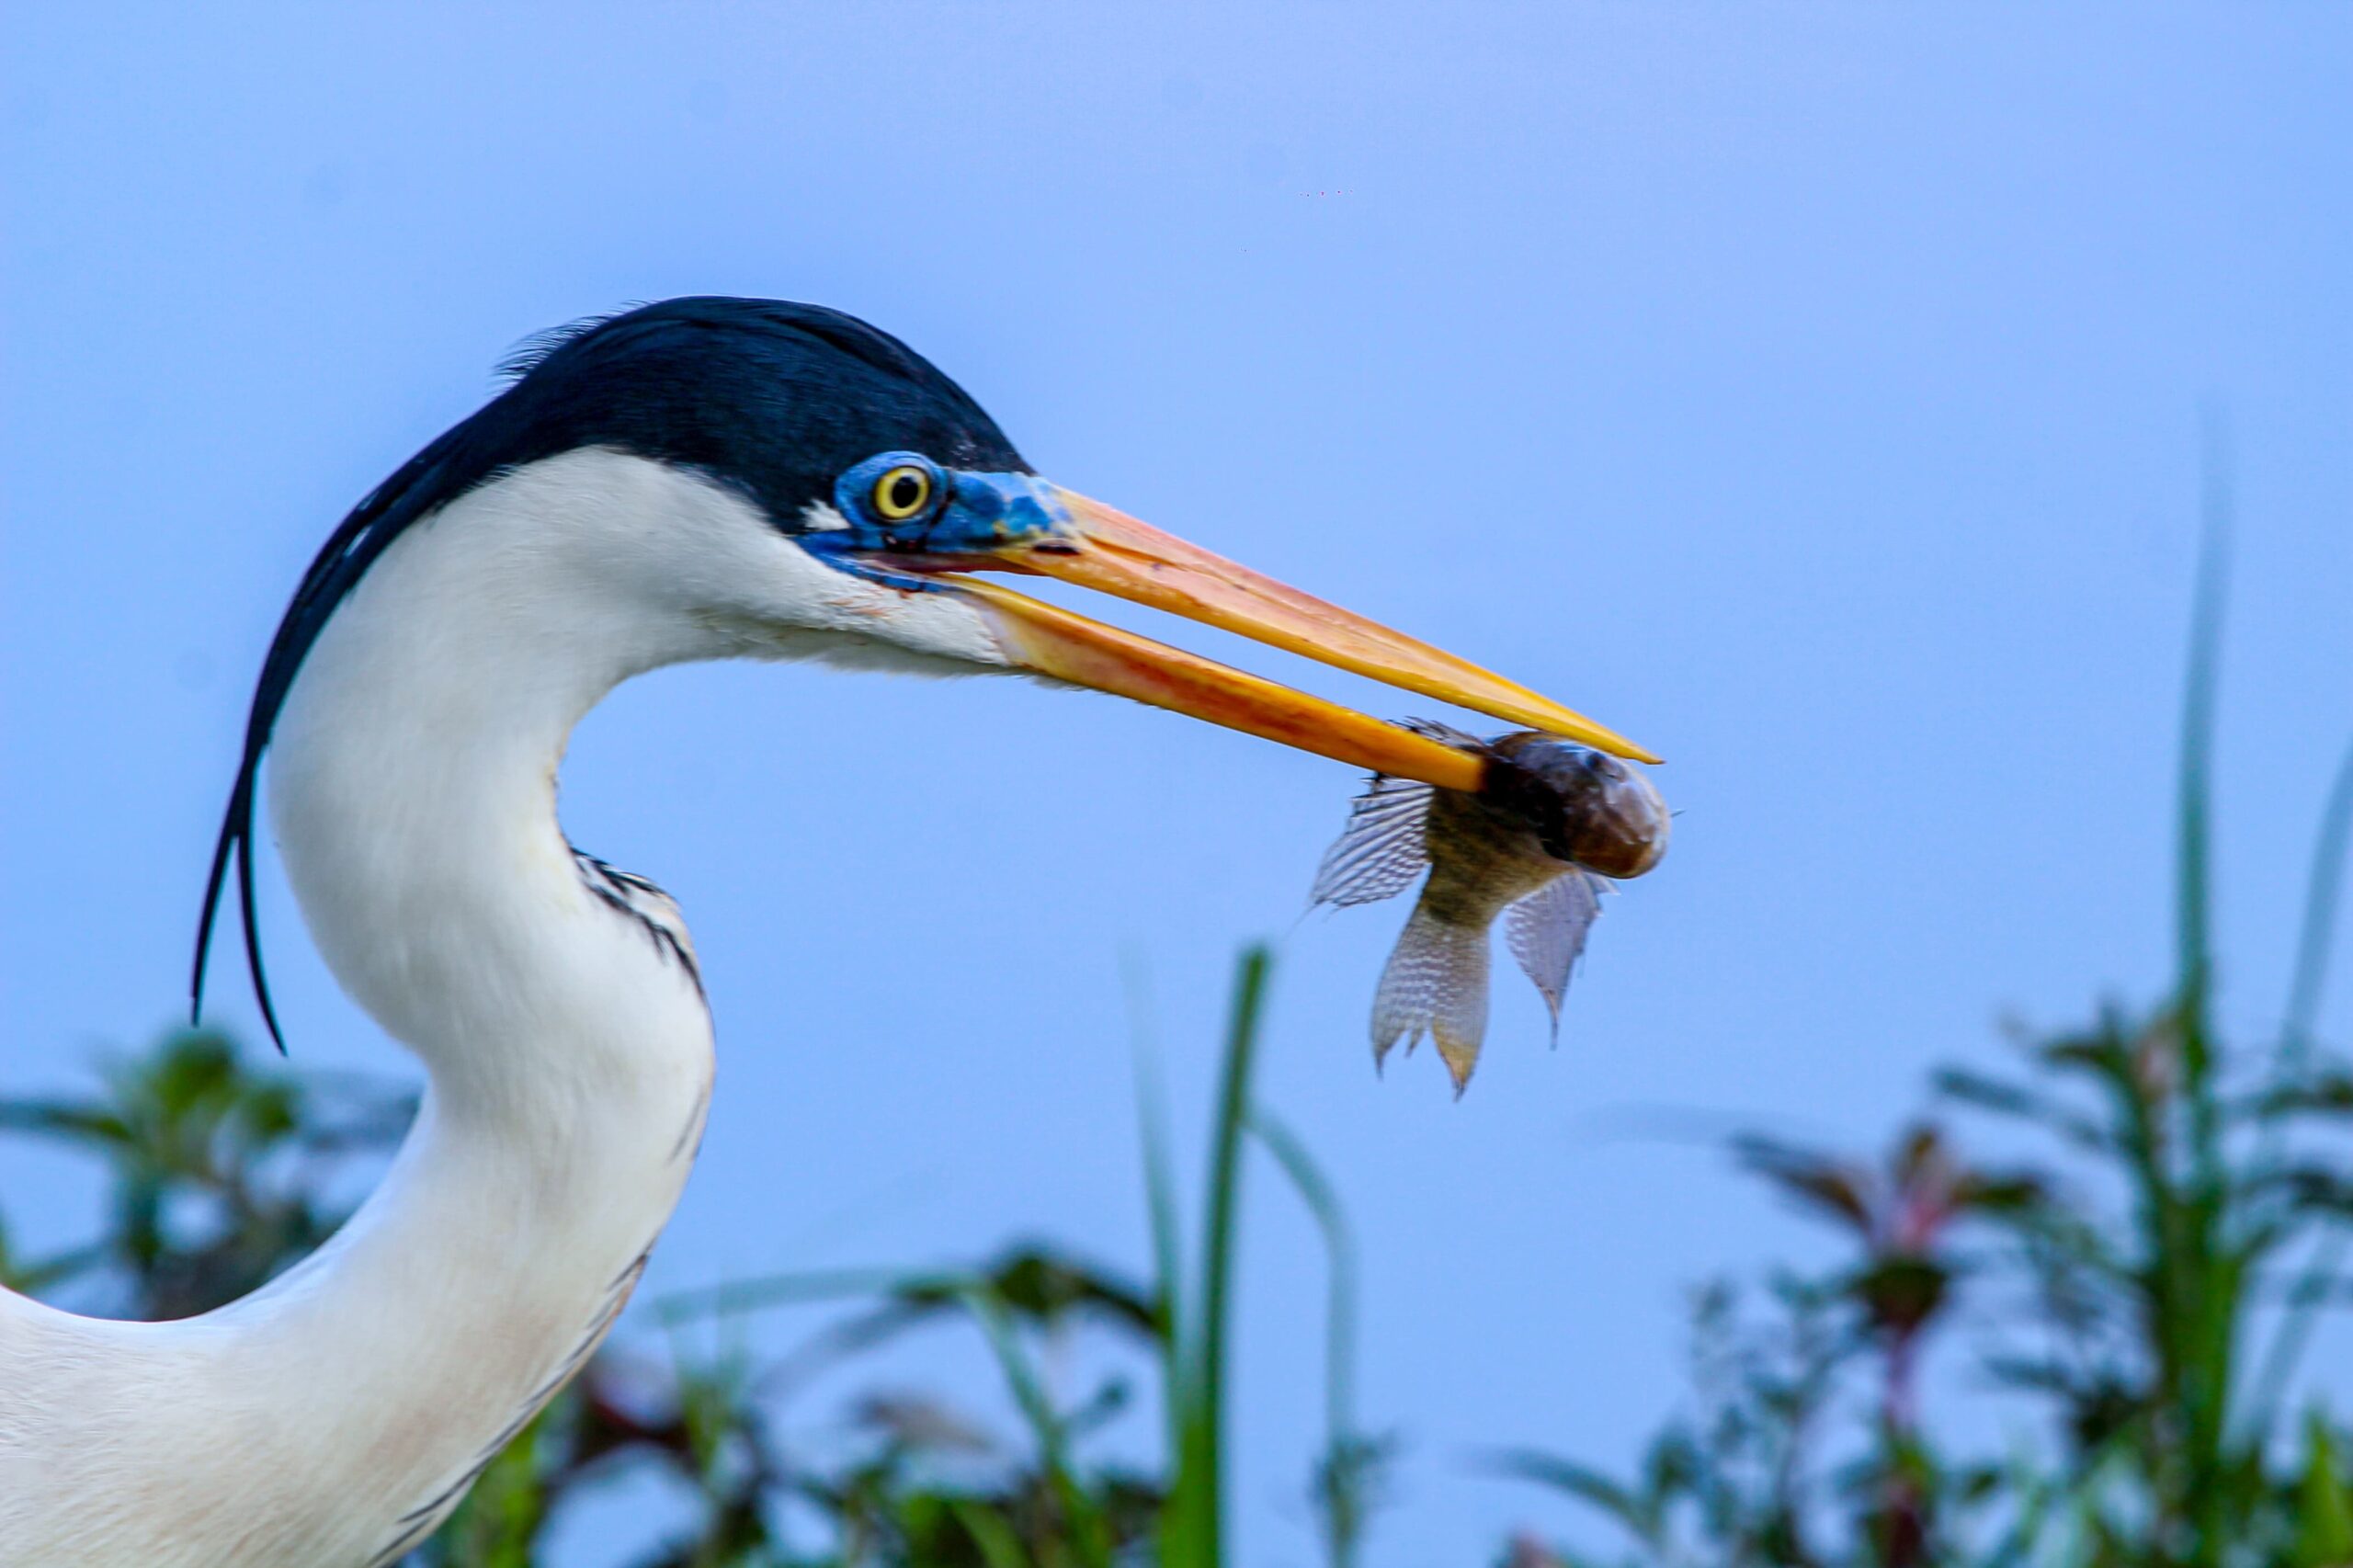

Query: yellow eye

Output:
[870, 464, 933, 522]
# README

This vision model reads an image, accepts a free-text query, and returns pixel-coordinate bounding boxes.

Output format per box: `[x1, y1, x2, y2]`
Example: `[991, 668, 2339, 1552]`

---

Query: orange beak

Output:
[915, 484, 1656, 790]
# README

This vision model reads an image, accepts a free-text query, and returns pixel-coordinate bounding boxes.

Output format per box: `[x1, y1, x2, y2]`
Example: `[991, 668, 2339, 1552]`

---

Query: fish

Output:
[1309, 721, 1669, 1095]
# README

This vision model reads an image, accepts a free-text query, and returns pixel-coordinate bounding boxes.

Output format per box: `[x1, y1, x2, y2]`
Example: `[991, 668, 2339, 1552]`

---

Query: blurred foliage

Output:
[5, 553, 2347, 1566]
[0, 1028, 413, 1318]
[0, 947, 1389, 1567]
[1497, 542, 2353, 1568]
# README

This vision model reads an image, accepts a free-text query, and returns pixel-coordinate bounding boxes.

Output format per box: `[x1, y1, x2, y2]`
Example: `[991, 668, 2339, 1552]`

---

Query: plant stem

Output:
[1249, 1108, 1364, 1568]
[1164, 944, 1271, 1568]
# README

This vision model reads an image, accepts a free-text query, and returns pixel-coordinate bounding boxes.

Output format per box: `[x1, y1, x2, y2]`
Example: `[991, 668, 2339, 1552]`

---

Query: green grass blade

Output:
[948, 1500, 1037, 1568]
[2169, 424, 2240, 1563]
[2238, 735, 2353, 1439]
[2177, 410, 2231, 1037]
[1162, 944, 1272, 1568]
[2244, 1231, 2352, 1446]
[2294, 1413, 2353, 1568]
[1246, 1109, 1365, 1568]
[653, 1265, 983, 1326]
[1121, 949, 1187, 1366]
[2282, 735, 2353, 1074]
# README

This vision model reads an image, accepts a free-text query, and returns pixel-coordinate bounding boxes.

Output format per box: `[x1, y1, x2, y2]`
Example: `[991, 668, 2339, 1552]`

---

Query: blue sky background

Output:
[4, 4, 2348, 1561]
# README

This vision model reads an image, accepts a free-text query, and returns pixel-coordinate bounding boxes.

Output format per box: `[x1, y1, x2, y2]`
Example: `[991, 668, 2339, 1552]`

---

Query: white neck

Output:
[0, 452, 745, 1567]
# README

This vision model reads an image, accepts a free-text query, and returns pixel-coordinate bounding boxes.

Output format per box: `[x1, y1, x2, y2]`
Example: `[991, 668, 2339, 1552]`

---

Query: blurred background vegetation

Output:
[4, 575, 2349, 1568]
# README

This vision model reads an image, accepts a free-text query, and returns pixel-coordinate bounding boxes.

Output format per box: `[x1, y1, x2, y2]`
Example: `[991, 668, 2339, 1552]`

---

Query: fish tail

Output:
[1370, 904, 1492, 1096]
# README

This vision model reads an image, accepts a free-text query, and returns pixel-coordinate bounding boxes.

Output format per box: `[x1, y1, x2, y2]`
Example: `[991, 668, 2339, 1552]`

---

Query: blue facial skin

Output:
[801, 451, 1076, 590]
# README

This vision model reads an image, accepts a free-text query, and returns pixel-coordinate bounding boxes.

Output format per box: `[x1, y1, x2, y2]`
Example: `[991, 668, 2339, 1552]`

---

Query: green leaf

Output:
[1733, 1135, 1874, 1236]
[1482, 1449, 1658, 1547]
[948, 1500, 1034, 1568]
[2295, 1415, 2353, 1568]
[1846, 1256, 1950, 1338]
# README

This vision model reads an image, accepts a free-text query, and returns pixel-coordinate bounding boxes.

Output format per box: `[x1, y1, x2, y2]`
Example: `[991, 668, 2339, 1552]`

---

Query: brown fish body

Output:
[1313, 725, 1669, 1096]
[1415, 789, 1565, 928]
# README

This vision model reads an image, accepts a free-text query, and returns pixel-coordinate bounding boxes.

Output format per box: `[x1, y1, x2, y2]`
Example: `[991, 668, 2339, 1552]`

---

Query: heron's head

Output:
[422, 298, 1650, 789]
[201, 298, 1658, 1044]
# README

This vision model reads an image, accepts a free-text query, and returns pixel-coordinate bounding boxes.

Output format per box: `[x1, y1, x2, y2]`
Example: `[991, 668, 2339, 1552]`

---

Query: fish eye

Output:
[870, 463, 934, 522]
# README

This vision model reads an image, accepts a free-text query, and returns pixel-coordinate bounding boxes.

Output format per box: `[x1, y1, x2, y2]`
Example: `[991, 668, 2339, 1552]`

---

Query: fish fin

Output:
[1307, 718, 1485, 909]
[1505, 869, 1607, 1043]
[1370, 905, 1492, 1096]
[1310, 773, 1435, 908]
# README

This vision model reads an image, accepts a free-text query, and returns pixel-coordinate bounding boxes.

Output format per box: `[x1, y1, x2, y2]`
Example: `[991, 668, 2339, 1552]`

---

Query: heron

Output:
[0, 298, 1651, 1565]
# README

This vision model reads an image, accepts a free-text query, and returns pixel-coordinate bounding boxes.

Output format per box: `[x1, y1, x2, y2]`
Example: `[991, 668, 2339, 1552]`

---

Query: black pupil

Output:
[887, 472, 924, 513]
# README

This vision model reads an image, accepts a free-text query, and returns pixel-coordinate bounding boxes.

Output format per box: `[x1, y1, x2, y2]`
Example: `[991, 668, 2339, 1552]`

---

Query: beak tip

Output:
[1553, 715, 1662, 768]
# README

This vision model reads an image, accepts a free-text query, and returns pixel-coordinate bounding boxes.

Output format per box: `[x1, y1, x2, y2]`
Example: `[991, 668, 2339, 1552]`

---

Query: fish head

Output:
[1483, 734, 1671, 880]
